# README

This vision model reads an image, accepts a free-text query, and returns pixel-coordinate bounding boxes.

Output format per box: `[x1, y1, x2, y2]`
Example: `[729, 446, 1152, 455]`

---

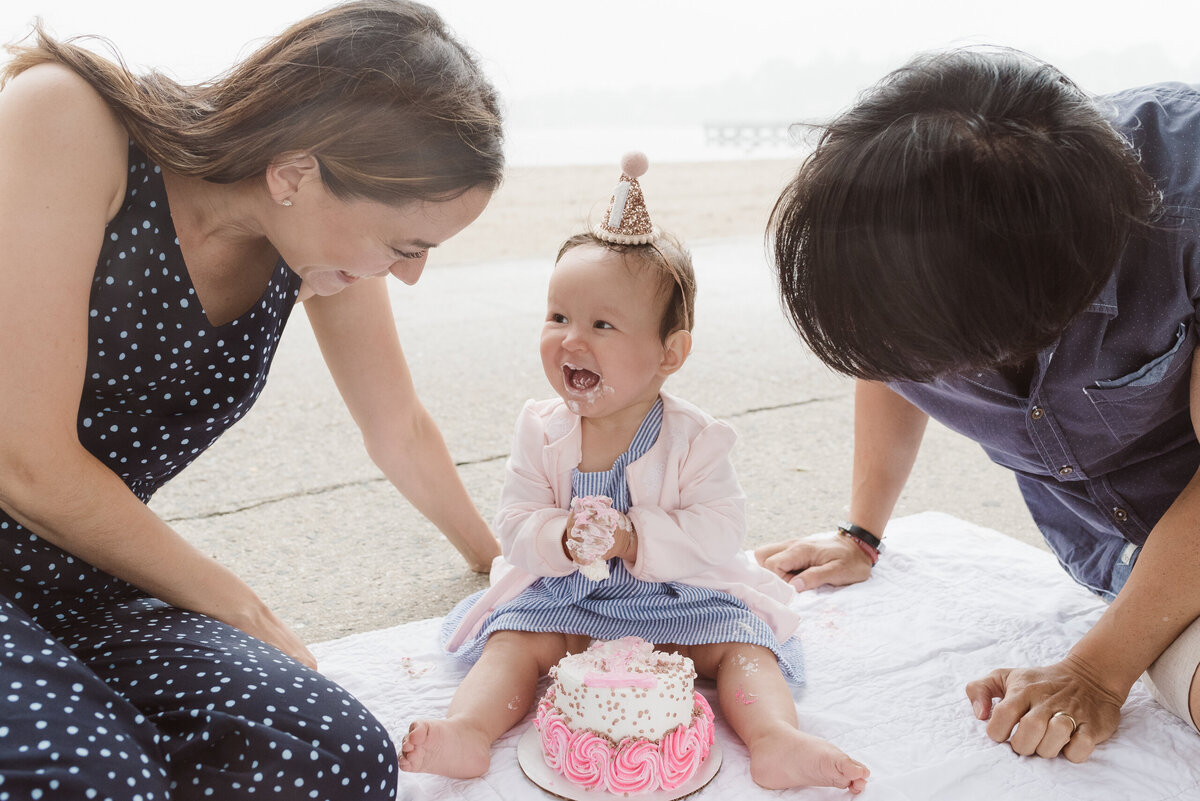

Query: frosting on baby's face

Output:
[540, 245, 672, 421]
[560, 363, 613, 415]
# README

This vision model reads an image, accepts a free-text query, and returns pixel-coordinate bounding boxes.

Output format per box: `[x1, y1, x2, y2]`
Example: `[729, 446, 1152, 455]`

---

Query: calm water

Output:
[504, 123, 808, 167]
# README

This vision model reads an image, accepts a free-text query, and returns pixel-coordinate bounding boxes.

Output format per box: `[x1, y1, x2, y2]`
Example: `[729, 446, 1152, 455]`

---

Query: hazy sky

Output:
[4, 0, 1197, 98]
[3, 0, 1197, 163]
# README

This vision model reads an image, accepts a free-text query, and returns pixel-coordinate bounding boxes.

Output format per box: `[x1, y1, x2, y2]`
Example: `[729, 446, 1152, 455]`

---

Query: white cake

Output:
[550, 637, 696, 740]
[533, 636, 715, 793]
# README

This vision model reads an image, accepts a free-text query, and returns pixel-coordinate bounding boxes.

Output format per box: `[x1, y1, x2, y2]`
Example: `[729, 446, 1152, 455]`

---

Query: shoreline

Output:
[432, 158, 803, 267]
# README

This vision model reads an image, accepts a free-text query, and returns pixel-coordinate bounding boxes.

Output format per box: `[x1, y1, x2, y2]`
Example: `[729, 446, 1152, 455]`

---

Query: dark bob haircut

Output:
[769, 48, 1159, 382]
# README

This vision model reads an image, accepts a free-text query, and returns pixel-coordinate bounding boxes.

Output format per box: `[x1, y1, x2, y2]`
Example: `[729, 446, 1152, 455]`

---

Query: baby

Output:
[398, 153, 869, 793]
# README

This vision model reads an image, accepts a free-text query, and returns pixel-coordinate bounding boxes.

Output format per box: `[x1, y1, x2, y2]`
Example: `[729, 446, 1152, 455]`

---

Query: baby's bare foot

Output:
[398, 718, 492, 779]
[748, 726, 869, 793]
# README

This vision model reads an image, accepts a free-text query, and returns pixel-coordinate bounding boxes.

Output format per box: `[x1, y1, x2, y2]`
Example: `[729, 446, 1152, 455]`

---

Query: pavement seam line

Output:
[165, 396, 843, 522]
[164, 454, 510, 522]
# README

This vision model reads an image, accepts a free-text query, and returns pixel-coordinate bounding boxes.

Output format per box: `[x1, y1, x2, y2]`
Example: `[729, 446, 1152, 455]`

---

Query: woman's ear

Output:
[659, 329, 693, 376]
[265, 152, 322, 206]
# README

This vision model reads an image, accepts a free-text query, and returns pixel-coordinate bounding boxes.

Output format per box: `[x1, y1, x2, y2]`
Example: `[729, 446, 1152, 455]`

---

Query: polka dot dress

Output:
[0, 143, 397, 799]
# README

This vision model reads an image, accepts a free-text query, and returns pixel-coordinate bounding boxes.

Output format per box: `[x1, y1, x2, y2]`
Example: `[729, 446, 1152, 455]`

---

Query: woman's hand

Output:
[234, 603, 318, 670]
[754, 532, 874, 591]
[964, 653, 1126, 762]
[462, 544, 500, 574]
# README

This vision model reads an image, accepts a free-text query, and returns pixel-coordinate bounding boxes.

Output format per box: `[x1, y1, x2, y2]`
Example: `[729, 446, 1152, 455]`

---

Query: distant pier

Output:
[703, 121, 801, 151]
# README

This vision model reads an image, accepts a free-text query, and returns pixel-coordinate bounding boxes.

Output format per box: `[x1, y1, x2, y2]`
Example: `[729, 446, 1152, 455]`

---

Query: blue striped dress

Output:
[440, 397, 804, 683]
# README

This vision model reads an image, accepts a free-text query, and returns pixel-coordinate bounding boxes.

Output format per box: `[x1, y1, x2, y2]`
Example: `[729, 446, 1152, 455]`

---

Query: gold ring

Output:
[1051, 711, 1079, 734]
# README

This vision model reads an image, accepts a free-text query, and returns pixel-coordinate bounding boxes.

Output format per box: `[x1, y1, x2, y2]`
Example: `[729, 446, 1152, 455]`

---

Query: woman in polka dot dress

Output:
[0, 1, 503, 798]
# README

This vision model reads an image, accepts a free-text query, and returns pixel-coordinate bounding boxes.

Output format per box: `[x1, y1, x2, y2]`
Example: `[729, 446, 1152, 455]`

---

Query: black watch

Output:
[837, 521, 884, 553]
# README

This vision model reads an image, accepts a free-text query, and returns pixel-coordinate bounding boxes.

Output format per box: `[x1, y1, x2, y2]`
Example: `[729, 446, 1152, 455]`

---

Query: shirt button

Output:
[1057, 466, 1074, 476]
[1113, 507, 1129, 523]
[1030, 406, 1044, 420]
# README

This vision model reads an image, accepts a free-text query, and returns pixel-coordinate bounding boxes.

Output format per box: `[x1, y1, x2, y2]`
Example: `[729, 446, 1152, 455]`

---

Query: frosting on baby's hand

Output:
[567, 495, 630, 581]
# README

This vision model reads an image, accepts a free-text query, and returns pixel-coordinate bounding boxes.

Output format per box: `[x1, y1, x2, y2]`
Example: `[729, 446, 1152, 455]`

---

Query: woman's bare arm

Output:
[304, 277, 500, 572]
[0, 64, 314, 667]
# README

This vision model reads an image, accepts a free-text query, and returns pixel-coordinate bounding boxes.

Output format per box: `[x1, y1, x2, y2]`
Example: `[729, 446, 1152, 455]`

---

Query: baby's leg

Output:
[684, 642, 869, 793]
[400, 630, 574, 778]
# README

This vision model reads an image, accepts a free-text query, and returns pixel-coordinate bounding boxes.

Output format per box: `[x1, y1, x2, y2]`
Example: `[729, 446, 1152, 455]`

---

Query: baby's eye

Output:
[549, 313, 568, 324]
[593, 320, 614, 330]
[392, 248, 426, 260]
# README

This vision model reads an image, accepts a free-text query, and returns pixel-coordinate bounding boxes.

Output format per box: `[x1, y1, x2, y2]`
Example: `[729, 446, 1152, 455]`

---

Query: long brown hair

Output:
[2, 0, 504, 203]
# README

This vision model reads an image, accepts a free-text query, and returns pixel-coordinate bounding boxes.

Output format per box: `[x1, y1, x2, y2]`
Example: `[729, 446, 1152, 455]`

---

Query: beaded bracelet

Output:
[837, 521, 883, 566]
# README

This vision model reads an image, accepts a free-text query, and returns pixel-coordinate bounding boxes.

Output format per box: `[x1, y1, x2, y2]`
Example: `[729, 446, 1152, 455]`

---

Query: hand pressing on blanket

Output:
[754, 533, 873, 591]
[965, 653, 1125, 762]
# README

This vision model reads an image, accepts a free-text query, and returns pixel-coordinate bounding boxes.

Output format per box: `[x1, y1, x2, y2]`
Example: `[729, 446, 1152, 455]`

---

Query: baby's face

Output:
[540, 245, 670, 418]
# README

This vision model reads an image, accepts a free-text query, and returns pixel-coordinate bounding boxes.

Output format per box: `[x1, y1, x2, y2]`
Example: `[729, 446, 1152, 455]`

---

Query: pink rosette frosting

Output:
[659, 693, 715, 790]
[561, 729, 611, 790]
[605, 738, 661, 794]
[535, 689, 715, 794]
[534, 696, 572, 773]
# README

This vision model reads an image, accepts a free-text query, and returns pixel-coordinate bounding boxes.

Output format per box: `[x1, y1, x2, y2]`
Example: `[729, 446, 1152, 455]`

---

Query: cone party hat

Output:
[593, 151, 659, 245]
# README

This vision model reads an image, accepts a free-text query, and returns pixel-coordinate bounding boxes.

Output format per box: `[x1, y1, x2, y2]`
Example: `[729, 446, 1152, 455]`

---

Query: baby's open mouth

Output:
[563, 364, 601, 393]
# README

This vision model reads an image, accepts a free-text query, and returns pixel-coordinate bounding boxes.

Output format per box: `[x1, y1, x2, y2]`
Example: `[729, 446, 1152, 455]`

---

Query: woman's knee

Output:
[153, 670, 398, 799]
[1143, 616, 1200, 733]
[0, 596, 171, 799]
[83, 603, 398, 798]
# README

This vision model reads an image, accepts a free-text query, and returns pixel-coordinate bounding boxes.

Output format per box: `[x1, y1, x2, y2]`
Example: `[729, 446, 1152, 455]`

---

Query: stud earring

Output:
[281, 199, 293, 207]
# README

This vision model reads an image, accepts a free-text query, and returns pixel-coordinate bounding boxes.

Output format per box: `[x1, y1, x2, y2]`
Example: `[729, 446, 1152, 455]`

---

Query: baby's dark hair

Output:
[557, 231, 696, 341]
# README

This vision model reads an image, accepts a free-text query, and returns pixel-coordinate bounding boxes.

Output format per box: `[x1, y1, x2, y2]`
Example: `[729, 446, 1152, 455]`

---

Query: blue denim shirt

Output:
[890, 82, 1200, 599]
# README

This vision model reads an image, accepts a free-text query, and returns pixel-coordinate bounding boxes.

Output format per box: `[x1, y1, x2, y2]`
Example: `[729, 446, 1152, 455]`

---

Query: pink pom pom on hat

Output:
[593, 150, 659, 245]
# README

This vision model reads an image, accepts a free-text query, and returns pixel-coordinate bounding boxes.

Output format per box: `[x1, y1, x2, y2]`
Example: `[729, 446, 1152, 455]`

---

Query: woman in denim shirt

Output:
[759, 48, 1200, 763]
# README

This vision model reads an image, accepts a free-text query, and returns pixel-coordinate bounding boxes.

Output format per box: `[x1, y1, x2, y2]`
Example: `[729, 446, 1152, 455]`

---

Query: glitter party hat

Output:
[593, 151, 659, 245]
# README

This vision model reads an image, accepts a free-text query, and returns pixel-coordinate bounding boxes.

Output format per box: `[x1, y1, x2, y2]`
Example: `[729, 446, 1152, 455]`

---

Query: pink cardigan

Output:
[444, 392, 800, 651]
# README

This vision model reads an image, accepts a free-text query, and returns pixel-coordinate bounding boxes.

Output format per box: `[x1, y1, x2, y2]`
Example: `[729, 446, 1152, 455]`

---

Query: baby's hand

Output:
[601, 512, 635, 562]
[565, 496, 625, 580]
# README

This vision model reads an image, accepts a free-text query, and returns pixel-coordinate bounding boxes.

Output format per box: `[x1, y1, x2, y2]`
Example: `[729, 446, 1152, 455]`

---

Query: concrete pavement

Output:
[151, 236, 1043, 643]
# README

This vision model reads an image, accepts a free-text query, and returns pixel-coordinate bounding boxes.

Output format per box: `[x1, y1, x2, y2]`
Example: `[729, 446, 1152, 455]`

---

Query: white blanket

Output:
[312, 513, 1200, 800]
